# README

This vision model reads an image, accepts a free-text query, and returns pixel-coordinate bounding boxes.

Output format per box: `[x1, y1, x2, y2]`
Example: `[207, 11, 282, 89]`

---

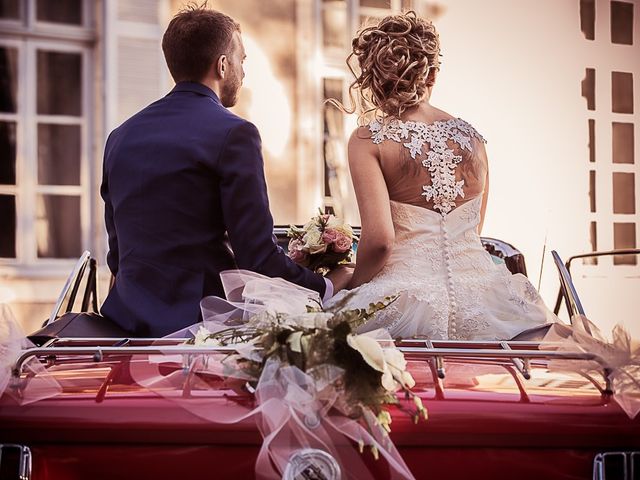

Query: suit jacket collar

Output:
[169, 82, 222, 105]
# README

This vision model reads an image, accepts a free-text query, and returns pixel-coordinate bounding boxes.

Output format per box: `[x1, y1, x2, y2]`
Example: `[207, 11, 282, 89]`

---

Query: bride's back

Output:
[343, 12, 488, 216]
[371, 111, 488, 215]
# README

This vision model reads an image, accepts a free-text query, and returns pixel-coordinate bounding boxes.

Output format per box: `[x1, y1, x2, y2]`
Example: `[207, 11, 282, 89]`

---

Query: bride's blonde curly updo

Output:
[341, 11, 441, 120]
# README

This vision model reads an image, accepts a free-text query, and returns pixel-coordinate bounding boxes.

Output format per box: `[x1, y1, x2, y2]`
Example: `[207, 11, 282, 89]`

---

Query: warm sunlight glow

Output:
[240, 35, 291, 158]
[0, 286, 16, 303]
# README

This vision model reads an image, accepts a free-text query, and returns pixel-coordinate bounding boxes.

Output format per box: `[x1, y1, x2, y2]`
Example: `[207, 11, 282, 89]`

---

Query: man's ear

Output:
[216, 55, 227, 79]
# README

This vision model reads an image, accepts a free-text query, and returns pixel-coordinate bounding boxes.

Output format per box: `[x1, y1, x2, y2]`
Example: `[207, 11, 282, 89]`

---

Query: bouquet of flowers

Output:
[189, 290, 427, 460]
[287, 211, 358, 273]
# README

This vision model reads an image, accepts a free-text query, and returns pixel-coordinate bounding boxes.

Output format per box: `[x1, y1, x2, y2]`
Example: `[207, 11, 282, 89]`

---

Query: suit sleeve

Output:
[217, 121, 326, 296]
[100, 132, 119, 276]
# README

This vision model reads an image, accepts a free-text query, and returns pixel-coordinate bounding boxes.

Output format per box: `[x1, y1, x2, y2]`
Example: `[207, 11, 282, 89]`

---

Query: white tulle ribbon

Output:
[541, 316, 640, 419]
[129, 352, 415, 479]
[166, 270, 323, 339]
[0, 304, 62, 404]
[204, 269, 321, 322]
[131, 270, 416, 479]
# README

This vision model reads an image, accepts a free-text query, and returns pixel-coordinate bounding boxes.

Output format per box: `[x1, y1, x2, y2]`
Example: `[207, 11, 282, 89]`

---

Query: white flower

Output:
[347, 334, 386, 371]
[193, 326, 222, 346]
[286, 331, 303, 353]
[303, 229, 327, 254]
[347, 334, 414, 392]
[383, 348, 416, 389]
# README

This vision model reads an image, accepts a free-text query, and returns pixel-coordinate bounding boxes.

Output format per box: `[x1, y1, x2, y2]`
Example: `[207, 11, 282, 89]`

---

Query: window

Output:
[0, 0, 21, 21]
[611, 1, 633, 45]
[588, 119, 595, 162]
[0, 0, 94, 268]
[612, 122, 634, 164]
[589, 170, 597, 212]
[582, 68, 596, 110]
[612, 172, 635, 214]
[317, 0, 423, 216]
[611, 71, 634, 114]
[580, 0, 595, 40]
[613, 223, 637, 265]
[587, 221, 598, 265]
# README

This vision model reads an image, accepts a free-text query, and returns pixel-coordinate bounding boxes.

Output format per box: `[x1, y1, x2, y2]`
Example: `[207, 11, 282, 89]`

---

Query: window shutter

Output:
[104, 0, 170, 129]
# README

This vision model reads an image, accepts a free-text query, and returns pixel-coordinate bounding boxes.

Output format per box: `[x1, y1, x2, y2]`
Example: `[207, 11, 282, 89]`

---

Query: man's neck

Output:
[199, 78, 222, 101]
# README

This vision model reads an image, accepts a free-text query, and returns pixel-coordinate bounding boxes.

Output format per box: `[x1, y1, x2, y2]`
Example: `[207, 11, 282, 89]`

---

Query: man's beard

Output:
[220, 73, 241, 107]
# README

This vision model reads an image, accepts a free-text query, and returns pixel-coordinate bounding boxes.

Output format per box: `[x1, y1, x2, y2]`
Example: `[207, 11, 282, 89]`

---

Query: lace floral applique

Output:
[368, 118, 486, 215]
[523, 281, 541, 302]
[458, 197, 482, 225]
[421, 147, 465, 214]
[502, 273, 530, 312]
[450, 272, 492, 340]
[389, 201, 413, 224]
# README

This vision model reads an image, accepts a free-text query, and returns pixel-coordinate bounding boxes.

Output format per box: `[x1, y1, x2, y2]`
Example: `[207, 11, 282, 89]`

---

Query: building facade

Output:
[0, 0, 638, 336]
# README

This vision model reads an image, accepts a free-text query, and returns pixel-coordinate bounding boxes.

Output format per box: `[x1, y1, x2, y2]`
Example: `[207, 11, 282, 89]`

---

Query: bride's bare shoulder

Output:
[347, 125, 379, 162]
[348, 125, 377, 146]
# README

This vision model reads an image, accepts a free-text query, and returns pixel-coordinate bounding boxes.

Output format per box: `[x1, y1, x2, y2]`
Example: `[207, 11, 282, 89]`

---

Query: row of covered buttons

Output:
[441, 215, 457, 337]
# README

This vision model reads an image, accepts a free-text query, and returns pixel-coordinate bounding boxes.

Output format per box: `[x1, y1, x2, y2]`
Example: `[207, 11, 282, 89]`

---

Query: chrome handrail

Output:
[12, 341, 614, 393]
[45, 250, 91, 326]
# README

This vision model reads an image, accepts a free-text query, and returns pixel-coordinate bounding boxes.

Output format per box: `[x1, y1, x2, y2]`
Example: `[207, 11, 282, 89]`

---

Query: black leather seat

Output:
[28, 251, 130, 345]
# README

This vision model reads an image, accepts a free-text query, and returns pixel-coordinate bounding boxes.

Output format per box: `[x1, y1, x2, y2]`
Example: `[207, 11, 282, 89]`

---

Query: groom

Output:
[100, 6, 350, 337]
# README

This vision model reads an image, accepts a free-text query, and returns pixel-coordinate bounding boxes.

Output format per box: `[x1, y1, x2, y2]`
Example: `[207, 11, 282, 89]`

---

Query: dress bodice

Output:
[390, 196, 483, 243]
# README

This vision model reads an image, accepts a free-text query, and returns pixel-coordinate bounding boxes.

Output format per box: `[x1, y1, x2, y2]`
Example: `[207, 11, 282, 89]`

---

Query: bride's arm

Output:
[477, 142, 490, 235]
[347, 128, 395, 289]
[478, 167, 489, 235]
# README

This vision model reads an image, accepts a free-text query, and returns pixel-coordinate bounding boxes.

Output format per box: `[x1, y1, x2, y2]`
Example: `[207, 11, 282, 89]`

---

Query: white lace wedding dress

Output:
[328, 117, 555, 340]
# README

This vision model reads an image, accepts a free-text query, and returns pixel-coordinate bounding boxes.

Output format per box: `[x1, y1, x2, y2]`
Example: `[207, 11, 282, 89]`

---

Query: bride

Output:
[326, 11, 556, 340]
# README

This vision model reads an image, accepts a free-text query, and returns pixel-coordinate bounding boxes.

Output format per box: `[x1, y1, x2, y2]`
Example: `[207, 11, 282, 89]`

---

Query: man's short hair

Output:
[162, 3, 240, 83]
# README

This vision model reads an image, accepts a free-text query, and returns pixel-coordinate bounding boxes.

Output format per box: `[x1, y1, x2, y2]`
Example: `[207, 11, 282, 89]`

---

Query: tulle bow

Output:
[542, 316, 640, 419]
[132, 270, 416, 479]
[0, 304, 62, 404]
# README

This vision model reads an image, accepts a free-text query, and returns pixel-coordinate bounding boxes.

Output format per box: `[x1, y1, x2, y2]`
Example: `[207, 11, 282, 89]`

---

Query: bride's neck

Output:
[402, 98, 435, 119]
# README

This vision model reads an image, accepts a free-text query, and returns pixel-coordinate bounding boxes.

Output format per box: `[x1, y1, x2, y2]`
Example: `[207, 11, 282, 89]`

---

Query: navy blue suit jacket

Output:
[100, 82, 325, 337]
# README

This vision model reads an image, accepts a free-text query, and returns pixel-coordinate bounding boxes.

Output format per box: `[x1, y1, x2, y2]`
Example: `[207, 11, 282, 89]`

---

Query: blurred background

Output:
[0, 0, 638, 338]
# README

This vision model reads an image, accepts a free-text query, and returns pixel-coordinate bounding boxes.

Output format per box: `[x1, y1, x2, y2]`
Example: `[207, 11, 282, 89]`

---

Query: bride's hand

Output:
[326, 265, 355, 292]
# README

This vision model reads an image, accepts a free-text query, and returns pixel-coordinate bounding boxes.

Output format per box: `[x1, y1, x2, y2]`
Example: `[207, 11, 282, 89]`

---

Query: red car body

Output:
[1, 338, 637, 480]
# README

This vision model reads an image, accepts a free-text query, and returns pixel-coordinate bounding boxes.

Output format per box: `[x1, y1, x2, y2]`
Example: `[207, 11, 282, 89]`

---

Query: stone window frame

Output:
[0, 0, 96, 277]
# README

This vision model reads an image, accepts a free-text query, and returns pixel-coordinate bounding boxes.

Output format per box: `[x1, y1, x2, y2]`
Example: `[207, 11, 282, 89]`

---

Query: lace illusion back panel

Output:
[371, 117, 488, 214]
[331, 117, 553, 341]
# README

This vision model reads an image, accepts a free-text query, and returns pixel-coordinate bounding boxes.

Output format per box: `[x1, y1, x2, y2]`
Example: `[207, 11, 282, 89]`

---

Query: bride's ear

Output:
[216, 55, 227, 79]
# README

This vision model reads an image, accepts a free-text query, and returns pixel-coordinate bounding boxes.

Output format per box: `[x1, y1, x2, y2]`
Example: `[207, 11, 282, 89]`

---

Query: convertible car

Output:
[0, 236, 638, 480]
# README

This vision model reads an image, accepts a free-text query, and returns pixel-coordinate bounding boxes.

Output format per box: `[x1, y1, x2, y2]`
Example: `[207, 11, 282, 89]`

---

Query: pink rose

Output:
[290, 248, 308, 264]
[321, 228, 339, 244]
[333, 233, 352, 253]
[288, 238, 303, 254]
[288, 239, 308, 264]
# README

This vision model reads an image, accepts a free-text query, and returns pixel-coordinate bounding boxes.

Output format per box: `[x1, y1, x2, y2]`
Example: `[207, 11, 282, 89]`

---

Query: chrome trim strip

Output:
[0, 444, 32, 480]
[593, 451, 639, 480]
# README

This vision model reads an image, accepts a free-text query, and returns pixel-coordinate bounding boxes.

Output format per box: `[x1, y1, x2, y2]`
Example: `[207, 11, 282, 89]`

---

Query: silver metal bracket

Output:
[593, 451, 638, 480]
